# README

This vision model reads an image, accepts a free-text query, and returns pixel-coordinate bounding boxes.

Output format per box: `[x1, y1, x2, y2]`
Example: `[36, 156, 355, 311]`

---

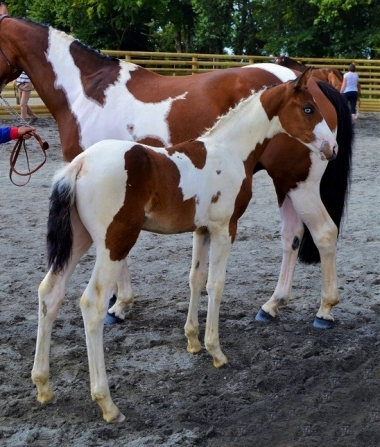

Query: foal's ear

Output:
[292, 66, 313, 89]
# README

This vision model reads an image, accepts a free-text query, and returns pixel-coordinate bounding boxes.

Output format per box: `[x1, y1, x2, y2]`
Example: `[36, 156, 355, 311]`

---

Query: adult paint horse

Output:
[0, 9, 352, 328]
[32, 71, 338, 422]
[275, 55, 344, 91]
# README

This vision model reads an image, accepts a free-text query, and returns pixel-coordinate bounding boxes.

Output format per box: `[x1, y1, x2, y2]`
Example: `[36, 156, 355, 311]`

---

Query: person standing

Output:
[13, 72, 38, 124]
[340, 63, 360, 123]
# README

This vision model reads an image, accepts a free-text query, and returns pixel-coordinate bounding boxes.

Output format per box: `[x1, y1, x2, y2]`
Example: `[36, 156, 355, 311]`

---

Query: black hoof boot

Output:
[313, 316, 334, 329]
[255, 307, 276, 323]
[104, 295, 124, 325]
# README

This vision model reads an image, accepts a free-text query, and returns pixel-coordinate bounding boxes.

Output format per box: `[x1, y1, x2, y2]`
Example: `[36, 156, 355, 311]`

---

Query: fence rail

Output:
[1, 52, 379, 117]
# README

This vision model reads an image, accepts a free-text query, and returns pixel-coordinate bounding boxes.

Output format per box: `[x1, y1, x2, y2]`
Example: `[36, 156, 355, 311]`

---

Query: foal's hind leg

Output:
[80, 251, 125, 423]
[32, 207, 92, 403]
[185, 228, 210, 354]
[106, 260, 135, 323]
[256, 195, 304, 322]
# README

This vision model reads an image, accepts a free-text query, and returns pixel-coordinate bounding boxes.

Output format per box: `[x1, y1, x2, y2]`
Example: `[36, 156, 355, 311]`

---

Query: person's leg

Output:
[19, 82, 37, 120]
[19, 87, 28, 120]
[351, 91, 358, 118]
[344, 91, 357, 123]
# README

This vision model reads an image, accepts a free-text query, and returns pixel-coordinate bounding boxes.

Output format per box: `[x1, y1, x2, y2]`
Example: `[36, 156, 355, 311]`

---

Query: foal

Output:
[32, 70, 337, 423]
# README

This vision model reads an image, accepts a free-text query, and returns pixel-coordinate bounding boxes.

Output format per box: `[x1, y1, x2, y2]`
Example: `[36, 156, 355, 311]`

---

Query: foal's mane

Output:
[200, 86, 275, 138]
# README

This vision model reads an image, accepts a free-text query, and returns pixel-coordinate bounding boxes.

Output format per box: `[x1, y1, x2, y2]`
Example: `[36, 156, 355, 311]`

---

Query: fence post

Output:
[192, 56, 198, 75]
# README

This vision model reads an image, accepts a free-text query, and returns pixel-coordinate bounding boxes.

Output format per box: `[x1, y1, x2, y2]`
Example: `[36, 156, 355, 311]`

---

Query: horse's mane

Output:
[71, 39, 119, 63]
[16, 16, 48, 30]
[16, 16, 119, 63]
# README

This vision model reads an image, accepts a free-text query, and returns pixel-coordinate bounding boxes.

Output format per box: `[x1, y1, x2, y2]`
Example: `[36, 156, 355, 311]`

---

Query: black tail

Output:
[298, 81, 353, 264]
[47, 179, 74, 274]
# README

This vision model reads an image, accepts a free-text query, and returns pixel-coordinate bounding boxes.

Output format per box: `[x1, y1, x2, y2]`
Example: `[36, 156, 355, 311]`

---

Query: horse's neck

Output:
[287, 59, 307, 72]
[199, 92, 281, 160]
[3, 20, 47, 76]
[5, 22, 59, 105]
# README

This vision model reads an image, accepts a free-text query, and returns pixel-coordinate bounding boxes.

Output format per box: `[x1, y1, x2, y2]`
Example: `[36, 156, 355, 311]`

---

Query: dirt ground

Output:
[0, 114, 379, 447]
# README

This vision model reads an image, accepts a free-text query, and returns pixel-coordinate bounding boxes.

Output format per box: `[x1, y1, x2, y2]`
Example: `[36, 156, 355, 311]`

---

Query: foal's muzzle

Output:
[319, 140, 338, 161]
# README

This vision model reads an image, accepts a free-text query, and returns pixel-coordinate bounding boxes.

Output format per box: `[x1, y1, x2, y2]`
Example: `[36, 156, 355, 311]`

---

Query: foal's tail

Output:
[47, 159, 82, 274]
[298, 80, 353, 264]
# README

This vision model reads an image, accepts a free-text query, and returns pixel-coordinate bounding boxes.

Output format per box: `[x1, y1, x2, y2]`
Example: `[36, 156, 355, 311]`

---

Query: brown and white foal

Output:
[32, 70, 337, 423]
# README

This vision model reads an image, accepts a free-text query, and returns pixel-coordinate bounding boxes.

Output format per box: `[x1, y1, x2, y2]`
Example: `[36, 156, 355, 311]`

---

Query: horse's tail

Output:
[298, 80, 353, 264]
[47, 158, 83, 274]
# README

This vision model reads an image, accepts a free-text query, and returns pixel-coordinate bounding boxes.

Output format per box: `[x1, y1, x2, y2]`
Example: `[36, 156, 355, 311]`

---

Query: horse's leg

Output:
[204, 228, 231, 368]
[257, 186, 338, 328]
[256, 195, 304, 321]
[185, 228, 210, 354]
[80, 251, 125, 423]
[105, 259, 135, 324]
[288, 188, 338, 328]
[32, 207, 92, 403]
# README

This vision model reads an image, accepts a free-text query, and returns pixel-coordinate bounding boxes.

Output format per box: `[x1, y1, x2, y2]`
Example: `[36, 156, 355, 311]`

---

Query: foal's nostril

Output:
[328, 146, 338, 161]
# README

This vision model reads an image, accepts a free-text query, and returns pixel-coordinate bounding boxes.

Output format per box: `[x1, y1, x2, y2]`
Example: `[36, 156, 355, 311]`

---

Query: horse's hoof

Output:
[255, 308, 275, 323]
[313, 316, 334, 329]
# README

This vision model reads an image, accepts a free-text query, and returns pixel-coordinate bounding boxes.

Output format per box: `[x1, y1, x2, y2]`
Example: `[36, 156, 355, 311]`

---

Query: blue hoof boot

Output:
[313, 316, 334, 329]
[104, 295, 124, 325]
[104, 312, 123, 325]
[255, 308, 275, 323]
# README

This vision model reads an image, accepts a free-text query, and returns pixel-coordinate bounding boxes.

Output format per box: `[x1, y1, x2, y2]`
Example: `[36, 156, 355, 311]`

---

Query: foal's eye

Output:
[303, 107, 313, 114]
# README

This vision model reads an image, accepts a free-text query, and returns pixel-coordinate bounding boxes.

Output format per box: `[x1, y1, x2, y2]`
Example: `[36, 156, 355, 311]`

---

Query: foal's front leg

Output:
[204, 228, 231, 368]
[185, 228, 210, 354]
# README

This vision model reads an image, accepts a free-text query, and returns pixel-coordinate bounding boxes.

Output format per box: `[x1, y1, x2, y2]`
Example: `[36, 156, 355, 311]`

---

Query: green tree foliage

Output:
[310, 0, 380, 58]
[3, 0, 380, 57]
[191, 0, 233, 54]
[148, 0, 196, 52]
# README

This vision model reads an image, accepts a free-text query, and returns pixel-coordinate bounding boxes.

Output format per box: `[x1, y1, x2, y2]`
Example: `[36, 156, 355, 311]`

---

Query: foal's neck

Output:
[199, 91, 282, 161]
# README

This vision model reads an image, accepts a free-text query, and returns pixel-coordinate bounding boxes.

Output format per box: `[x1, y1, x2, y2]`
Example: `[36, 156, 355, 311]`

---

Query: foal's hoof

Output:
[255, 308, 276, 323]
[313, 316, 334, 329]
[104, 295, 124, 325]
[109, 412, 125, 424]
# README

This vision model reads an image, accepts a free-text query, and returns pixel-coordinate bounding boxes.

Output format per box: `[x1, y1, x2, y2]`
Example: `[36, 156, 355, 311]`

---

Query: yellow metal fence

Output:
[1, 53, 379, 116]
